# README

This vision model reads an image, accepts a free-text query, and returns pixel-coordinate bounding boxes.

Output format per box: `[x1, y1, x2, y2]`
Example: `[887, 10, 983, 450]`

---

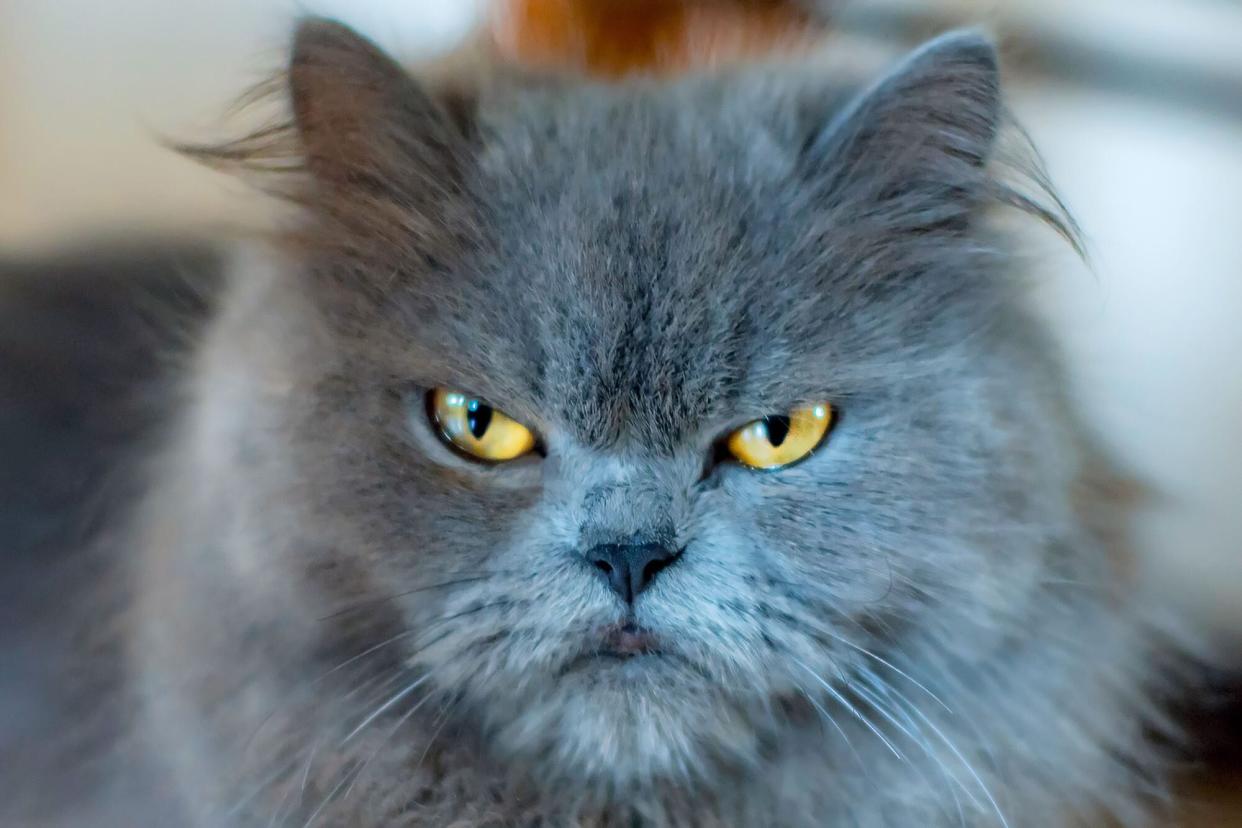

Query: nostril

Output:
[641, 557, 670, 584]
[585, 542, 682, 604]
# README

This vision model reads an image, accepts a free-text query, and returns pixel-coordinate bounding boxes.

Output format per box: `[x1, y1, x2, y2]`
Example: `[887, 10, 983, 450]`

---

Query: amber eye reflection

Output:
[726, 403, 834, 470]
[428, 388, 536, 462]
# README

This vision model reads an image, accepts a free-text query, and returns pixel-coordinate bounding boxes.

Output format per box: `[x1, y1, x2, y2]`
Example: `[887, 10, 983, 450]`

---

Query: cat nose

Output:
[586, 543, 682, 604]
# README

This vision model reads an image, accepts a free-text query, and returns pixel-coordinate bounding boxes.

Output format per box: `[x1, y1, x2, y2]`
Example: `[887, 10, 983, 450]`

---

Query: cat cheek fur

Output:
[131, 18, 1182, 826]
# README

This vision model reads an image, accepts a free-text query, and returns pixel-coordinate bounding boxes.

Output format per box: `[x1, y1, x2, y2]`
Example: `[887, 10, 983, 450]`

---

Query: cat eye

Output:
[725, 403, 833, 470]
[428, 388, 537, 463]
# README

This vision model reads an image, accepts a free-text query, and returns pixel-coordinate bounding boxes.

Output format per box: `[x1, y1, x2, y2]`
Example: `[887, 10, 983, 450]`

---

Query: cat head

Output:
[206, 19, 1082, 793]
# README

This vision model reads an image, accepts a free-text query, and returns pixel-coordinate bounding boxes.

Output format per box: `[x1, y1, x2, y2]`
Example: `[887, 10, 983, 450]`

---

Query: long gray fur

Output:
[2, 18, 1184, 828]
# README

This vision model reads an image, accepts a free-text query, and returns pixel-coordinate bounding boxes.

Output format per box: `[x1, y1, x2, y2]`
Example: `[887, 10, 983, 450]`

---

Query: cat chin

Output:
[482, 657, 762, 792]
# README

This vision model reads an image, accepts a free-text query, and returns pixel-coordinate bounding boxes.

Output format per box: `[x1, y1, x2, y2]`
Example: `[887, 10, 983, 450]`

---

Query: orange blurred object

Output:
[490, 0, 824, 78]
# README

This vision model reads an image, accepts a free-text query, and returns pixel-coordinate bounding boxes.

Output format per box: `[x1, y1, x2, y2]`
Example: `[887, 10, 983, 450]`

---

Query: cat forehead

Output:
[432, 88, 822, 440]
[461, 78, 830, 311]
[474, 74, 839, 187]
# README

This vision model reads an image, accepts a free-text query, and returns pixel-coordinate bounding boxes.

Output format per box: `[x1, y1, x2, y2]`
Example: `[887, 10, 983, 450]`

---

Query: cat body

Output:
[2, 20, 1177, 827]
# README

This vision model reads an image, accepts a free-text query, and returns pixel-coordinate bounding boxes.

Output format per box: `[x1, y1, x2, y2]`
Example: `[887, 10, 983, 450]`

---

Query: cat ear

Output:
[288, 17, 463, 204]
[804, 30, 1001, 214]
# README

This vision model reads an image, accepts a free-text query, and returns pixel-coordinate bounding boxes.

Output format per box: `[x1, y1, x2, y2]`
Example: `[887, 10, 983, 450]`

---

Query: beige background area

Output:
[1, 0, 1240, 653]
[0, 0, 483, 248]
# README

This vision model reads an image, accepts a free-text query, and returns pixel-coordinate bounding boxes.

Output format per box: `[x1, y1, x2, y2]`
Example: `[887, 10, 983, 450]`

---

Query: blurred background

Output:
[2, 0, 1240, 822]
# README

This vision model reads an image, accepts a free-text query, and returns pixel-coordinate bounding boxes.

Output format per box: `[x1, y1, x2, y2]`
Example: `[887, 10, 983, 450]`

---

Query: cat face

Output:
[253, 21, 1079, 790]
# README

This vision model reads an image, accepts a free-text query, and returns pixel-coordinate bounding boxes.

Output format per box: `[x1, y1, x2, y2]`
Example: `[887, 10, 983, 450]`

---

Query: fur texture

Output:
[3, 19, 1183, 827]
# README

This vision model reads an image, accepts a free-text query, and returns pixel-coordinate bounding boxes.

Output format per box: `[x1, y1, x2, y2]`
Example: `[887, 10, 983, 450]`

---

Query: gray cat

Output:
[1, 18, 1185, 828]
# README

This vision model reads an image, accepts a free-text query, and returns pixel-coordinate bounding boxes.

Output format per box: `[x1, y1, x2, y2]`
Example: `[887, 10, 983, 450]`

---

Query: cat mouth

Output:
[560, 623, 669, 674]
[602, 622, 660, 656]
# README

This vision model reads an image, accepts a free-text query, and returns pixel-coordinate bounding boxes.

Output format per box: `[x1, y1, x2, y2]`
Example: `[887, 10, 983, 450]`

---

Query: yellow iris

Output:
[726, 403, 833, 470]
[429, 388, 536, 462]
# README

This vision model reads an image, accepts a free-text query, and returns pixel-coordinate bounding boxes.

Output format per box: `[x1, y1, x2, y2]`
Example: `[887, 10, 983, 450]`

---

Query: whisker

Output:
[792, 678, 869, 779]
[300, 738, 321, 795]
[298, 758, 359, 828]
[414, 693, 460, 770]
[339, 686, 439, 805]
[339, 668, 404, 708]
[265, 759, 301, 828]
[793, 658, 905, 762]
[240, 641, 415, 763]
[298, 682, 439, 828]
[242, 598, 514, 776]
[225, 754, 304, 822]
[849, 680, 920, 743]
[317, 630, 419, 682]
[896, 694, 1010, 828]
[336, 600, 518, 745]
[234, 597, 516, 823]
[817, 627, 953, 714]
[876, 657, 1004, 775]
[851, 672, 978, 821]
[342, 674, 431, 744]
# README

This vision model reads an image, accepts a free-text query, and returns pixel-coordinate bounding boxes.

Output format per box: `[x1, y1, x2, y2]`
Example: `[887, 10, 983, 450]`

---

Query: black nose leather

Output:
[587, 543, 681, 604]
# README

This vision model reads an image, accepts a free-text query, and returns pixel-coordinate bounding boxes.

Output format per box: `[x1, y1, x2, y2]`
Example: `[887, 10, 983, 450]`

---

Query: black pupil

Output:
[764, 415, 791, 447]
[466, 400, 493, 440]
